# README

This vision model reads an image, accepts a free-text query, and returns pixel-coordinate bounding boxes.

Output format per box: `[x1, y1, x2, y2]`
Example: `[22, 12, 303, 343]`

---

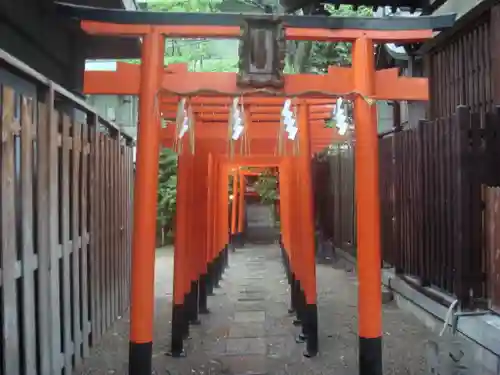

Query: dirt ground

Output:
[76, 244, 438, 375]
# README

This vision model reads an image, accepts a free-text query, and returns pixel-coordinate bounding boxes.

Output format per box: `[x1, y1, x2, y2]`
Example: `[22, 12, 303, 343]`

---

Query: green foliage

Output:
[157, 148, 178, 232]
[291, 5, 373, 73]
[147, 0, 222, 12]
[145, 0, 240, 72]
[253, 169, 278, 205]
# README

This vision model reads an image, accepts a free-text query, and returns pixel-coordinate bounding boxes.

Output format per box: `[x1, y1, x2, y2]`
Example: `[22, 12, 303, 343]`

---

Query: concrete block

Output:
[381, 285, 394, 304]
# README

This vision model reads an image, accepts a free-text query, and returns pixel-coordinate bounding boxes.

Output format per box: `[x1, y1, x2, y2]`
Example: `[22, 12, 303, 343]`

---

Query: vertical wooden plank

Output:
[124, 145, 129, 308]
[88, 116, 101, 344]
[438, 119, 447, 290]
[471, 28, 479, 114]
[36, 98, 52, 375]
[111, 135, 118, 320]
[454, 106, 472, 308]
[490, 8, 499, 104]
[444, 116, 454, 293]
[108, 135, 115, 324]
[108, 136, 114, 322]
[417, 120, 429, 285]
[127, 145, 133, 307]
[393, 132, 401, 272]
[414, 126, 423, 280]
[477, 24, 486, 116]
[119, 142, 126, 313]
[61, 115, 72, 375]
[458, 37, 465, 106]
[410, 129, 417, 275]
[402, 131, 408, 272]
[122, 144, 127, 309]
[104, 136, 111, 330]
[469, 112, 484, 300]
[20, 95, 37, 375]
[98, 133, 105, 335]
[1, 86, 21, 375]
[117, 141, 122, 313]
[71, 120, 82, 367]
[48, 89, 62, 374]
[80, 121, 90, 357]
[430, 119, 439, 286]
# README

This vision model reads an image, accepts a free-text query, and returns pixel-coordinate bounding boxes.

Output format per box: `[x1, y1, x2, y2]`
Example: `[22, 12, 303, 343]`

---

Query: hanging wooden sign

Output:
[237, 16, 286, 89]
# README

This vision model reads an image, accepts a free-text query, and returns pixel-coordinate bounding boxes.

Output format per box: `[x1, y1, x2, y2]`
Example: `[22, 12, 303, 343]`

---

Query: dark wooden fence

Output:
[426, 3, 494, 120]
[313, 144, 356, 252]
[0, 49, 134, 375]
[314, 106, 500, 311]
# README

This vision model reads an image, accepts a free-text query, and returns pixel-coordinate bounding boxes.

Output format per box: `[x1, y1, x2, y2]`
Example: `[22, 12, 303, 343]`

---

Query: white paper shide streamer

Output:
[231, 98, 245, 141]
[282, 99, 298, 140]
[333, 97, 348, 136]
[177, 98, 189, 139]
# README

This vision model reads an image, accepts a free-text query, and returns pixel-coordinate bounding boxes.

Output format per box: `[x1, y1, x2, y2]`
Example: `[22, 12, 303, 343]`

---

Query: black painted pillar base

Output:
[168, 304, 186, 358]
[207, 262, 215, 296]
[223, 245, 229, 269]
[233, 232, 245, 248]
[288, 273, 296, 314]
[214, 255, 221, 288]
[304, 304, 319, 358]
[292, 281, 304, 326]
[230, 235, 237, 252]
[198, 273, 210, 314]
[187, 280, 201, 325]
[284, 254, 291, 283]
[129, 341, 152, 375]
[359, 336, 382, 375]
[217, 252, 224, 284]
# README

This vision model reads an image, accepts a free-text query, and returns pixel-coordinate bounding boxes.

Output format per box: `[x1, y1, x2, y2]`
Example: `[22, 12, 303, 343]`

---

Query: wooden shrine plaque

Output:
[237, 16, 286, 89]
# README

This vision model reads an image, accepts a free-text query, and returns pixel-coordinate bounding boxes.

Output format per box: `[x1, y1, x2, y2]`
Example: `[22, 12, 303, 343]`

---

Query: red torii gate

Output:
[68, 4, 451, 374]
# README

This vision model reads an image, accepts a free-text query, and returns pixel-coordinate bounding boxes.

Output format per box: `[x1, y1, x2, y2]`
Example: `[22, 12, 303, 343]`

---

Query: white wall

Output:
[432, 0, 486, 19]
[377, 101, 394, 134]
[86, 95, 138, 140]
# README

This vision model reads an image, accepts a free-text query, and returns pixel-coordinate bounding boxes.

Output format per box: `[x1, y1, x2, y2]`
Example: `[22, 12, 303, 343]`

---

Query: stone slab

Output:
[234, 311, 266, 323]
[219, 355, 269, 374]
[229, 323, 266, 338]
[235, 301, 268, 311]
[224, 338, 267, 355]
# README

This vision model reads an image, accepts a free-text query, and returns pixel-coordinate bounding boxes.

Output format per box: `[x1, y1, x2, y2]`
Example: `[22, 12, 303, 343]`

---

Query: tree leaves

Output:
[157, 148, 178, 231]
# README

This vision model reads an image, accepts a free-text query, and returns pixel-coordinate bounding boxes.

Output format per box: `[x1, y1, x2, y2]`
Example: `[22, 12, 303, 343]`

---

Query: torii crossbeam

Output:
[64, 3, 456, 375]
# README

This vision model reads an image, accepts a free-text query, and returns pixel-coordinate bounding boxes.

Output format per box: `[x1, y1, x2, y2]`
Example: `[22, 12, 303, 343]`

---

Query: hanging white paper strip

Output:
[232, 125, 244, 140]
[179, 115, 189, 139]
[287, 126, 298, 140]
[282, 99, 292, 114]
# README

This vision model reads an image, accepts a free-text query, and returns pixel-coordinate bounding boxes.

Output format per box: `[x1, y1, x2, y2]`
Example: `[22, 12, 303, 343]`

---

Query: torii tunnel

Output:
[68, 4, 455, 375]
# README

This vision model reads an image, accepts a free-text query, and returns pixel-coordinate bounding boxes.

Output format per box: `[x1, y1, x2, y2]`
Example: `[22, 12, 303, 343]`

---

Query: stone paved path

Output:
[77, 245, 436, 374]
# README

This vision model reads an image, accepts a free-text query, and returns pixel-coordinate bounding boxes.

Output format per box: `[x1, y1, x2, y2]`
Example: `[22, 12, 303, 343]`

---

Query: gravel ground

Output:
[76, 244, 437, 375]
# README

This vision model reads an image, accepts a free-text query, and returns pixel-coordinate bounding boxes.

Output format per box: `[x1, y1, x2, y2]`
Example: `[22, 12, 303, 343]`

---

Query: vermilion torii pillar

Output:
[129, 28, 164, 375]
[353, 36, 382, 375]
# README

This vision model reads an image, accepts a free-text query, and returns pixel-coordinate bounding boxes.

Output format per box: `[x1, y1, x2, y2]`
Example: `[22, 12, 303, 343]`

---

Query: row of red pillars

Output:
[128, 28, 382, 375]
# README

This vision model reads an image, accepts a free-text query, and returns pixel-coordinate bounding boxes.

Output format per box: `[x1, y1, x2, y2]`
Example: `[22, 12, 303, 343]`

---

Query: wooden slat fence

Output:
[312, 156, 333, 240]
[313, 106, 500, 311]
[0, 49, 134, 375]
[380, 106, 500, 310]
[427, 8, 493, 120]
[379, 136, 396, 267]
[313, 144, 356, 253]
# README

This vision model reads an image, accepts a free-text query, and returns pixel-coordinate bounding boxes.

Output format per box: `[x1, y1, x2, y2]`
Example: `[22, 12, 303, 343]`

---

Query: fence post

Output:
[454, 106, 473, 308]
[417, 120, 430, 286]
